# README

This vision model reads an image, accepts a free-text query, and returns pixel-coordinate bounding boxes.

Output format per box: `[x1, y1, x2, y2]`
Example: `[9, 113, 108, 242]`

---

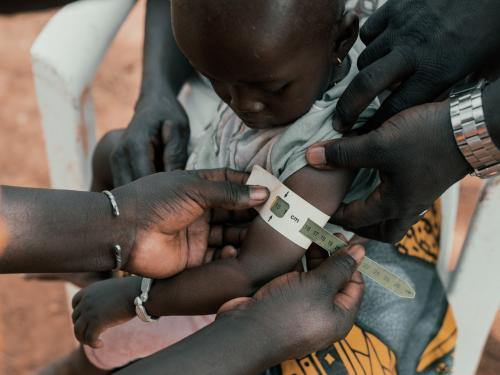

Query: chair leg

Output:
[447, 178, 500, 375]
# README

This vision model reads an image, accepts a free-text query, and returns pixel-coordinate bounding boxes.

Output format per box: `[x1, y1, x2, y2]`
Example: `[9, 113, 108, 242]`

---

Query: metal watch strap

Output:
[450, 79, 500, 178]
[134, 278, 159, 323]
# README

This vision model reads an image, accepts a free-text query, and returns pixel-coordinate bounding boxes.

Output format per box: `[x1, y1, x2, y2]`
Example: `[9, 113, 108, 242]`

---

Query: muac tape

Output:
[247, 165, 415, 299]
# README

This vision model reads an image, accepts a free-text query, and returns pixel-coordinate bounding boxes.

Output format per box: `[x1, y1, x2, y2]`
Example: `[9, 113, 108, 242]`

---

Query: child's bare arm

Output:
[144, 166, 354, 316]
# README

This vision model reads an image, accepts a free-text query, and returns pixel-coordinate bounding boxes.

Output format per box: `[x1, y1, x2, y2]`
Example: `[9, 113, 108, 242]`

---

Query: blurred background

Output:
[0, 2, 498, 374]
[0, 4, 143, 373]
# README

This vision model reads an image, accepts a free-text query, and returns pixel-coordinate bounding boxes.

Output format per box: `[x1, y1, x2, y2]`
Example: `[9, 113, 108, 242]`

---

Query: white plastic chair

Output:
[31, 1, 500, 374]
[31, 0, 136, 191]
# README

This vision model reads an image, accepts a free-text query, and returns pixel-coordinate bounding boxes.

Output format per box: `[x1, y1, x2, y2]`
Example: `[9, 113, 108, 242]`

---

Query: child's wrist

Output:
[122, 276, 143, 318]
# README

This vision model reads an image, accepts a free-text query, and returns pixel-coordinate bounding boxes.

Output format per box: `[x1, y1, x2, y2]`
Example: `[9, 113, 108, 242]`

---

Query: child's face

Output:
[173, 2, 348, 129]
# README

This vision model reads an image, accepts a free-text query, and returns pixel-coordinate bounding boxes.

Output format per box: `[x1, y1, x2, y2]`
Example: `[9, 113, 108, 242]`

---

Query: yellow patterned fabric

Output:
[417, 306, 457, 373]
[280, 325, 397, 375]
[396, 201, 442, 264]
[278, 199, 456, 375]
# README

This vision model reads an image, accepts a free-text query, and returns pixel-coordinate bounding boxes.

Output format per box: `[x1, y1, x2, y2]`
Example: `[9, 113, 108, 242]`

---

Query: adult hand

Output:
[115, 246, 365, 375]
[115, 168, 268, 278]
[334, 0, 500, 132]
[217, 245, 365, 359]
[110, 96, 190, 186]
[307, 101, 472, 243]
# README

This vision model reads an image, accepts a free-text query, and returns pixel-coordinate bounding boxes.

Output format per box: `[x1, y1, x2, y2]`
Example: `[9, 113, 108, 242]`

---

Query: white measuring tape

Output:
[247, 166, 415, 299]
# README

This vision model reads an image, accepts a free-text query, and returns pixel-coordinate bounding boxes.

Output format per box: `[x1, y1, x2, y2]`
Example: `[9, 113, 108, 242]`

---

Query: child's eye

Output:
[265, 82, 290, 95]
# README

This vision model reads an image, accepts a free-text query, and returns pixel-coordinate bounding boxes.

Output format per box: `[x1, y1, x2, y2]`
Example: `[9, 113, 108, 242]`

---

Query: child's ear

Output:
[332, 12, 359, 62]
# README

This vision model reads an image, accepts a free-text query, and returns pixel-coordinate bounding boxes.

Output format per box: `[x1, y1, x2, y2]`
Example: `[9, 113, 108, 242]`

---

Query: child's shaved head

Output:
[172, 0, 357, 128]
[173, 0, 343, 47]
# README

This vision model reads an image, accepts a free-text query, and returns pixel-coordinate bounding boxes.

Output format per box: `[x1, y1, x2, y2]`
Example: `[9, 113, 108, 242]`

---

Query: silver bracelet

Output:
[103, 190, 123, 271]
[103, 190, 120, 217]
[134, 277, 159, 323]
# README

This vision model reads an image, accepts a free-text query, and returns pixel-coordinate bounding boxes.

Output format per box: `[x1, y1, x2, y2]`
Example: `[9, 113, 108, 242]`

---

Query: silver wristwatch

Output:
[450, 79, 500, 178]
[134, 277, 159, 323]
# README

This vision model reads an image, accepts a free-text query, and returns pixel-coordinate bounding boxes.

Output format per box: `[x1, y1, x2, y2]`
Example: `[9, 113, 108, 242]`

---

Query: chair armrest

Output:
[31, 0, 136, 190]
[31, 0, 136, 99]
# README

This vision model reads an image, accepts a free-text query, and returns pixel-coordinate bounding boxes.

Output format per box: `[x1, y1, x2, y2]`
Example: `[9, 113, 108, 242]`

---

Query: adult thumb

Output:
[311, 245, 365, 294]
[198, 180, 269, 211]
[306, 133, 381, 170]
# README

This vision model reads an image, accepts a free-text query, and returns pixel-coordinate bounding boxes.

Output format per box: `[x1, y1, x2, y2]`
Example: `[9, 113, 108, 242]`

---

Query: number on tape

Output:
[298, 219, 415, 299]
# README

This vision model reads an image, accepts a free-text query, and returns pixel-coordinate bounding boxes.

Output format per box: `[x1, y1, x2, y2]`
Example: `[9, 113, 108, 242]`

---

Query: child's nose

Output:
[229, 86, 265, 113]
[231, 99, 265, 113]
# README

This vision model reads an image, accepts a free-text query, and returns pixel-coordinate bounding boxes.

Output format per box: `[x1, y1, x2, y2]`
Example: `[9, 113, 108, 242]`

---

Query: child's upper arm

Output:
[237, 165, 354, 285]
[284, 166, 354, 214]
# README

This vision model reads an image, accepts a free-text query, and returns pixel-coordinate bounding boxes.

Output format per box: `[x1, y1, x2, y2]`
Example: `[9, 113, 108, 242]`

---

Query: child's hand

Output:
[72, 276, 141, 348]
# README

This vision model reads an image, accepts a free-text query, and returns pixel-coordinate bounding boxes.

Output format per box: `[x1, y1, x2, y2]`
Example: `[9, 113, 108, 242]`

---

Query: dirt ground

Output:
[0, 3, 498, 375]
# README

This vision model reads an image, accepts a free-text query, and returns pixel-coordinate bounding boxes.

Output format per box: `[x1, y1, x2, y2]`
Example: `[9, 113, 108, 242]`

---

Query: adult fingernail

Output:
[306, 146, 326, 167]
[347, 245, 365, 263]
[250, 186, 269, 201]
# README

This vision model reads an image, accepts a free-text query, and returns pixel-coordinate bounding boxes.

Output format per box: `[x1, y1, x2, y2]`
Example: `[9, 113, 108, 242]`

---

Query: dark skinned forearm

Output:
[482, 78, 500, 149]
[145, 217, 304, 316]
[116, 309, 278, 375]
[0, 187, 134, 273]
[139, 0, 193, 102]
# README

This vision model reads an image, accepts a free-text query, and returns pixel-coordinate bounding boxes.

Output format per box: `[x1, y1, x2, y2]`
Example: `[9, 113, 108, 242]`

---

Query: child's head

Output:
[172, 0, 358, 129]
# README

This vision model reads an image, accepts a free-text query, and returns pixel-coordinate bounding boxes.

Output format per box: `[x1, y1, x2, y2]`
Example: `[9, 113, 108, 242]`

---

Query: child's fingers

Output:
[208, 225, 248, 247]
[204, 246, 238, 264]
[219, 245, 238, 259]
[210, 207, 256, 224]
[85, 323, 104, 349]
[204, 248, 215, 264]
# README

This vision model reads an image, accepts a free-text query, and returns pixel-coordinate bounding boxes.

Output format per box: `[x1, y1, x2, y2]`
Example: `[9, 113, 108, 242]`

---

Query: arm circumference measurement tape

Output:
[246, 165, 415, 299]
[299, 219, 415, 299]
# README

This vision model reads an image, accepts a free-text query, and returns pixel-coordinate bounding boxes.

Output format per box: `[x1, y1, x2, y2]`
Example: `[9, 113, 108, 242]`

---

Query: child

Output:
[72, 0, 455, 374]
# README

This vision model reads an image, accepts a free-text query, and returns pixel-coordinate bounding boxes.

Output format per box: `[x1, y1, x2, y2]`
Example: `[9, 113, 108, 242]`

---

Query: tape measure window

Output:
[271, 196, 290, 218]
